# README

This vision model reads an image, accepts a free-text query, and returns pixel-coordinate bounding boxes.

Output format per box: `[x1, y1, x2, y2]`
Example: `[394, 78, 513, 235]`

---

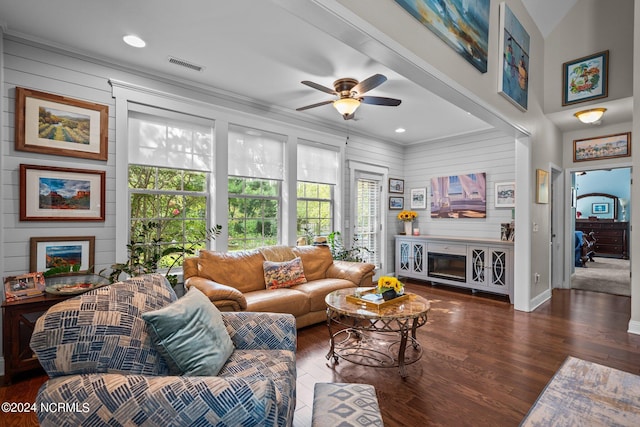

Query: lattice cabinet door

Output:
[488, 248, 511, 291]
[468, 247, 487, 287]
[395, 238, 427, 279]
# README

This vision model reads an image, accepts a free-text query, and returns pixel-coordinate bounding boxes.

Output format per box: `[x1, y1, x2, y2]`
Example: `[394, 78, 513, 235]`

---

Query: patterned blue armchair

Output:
[30, 274, 297, 427]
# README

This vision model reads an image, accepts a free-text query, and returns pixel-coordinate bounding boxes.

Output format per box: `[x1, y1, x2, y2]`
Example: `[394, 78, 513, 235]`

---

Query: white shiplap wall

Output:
[403, 129, 516, 240]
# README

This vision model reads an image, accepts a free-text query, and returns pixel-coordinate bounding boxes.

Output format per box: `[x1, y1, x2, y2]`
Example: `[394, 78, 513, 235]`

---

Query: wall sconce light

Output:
[574, 108, 606, 124]
[333, 97, 361, 117]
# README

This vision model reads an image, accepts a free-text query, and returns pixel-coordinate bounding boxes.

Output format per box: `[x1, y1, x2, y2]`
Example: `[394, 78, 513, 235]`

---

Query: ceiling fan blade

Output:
[360, 96, 402, 106]
[352, 74, 387, 95]
[296, 99, 334, 111]
[301, 80, 337, 95]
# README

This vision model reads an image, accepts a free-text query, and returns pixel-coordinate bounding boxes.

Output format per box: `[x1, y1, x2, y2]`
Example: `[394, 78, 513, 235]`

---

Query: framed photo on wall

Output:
[562, 50, 609, 106]
[495, 182, 515, 208]
[30, 236, 95, 273]
[573, 132, 631, 162]
[389, 196, 404, 210]
[20, 164, 106, 221]
[15, 87, 109, 161]
[389, 178, 404, 194]
[536, 169, 549, 204]
[410, 188, 426, 210]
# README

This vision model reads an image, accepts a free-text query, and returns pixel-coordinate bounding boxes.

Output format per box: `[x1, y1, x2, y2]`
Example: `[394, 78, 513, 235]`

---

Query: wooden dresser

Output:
[575, 220, 628, 259]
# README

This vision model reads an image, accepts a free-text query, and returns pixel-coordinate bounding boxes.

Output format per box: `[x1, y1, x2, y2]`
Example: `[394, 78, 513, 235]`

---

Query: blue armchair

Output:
[30, 274, 297, 427]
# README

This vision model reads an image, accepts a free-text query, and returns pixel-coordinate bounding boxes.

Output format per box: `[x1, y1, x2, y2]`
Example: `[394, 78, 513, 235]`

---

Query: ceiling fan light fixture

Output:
[574, 108, 606, 124]
[333, 98, 361, 116]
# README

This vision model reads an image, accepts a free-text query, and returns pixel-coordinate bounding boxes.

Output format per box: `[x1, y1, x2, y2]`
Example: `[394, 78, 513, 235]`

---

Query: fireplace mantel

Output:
[395, 235, 514, 303]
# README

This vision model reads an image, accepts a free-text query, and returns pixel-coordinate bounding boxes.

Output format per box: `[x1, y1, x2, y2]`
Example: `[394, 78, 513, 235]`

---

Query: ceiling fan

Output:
[296, 74, 401, 120]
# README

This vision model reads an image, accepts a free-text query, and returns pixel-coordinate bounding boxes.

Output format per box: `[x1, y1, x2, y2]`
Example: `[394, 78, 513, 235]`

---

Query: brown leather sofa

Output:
[183, 245, 375, 328]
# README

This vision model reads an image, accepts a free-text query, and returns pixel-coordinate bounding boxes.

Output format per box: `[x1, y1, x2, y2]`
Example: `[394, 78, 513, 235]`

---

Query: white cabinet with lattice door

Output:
[395, 238, 428, 279]
[467, 246, 512, 297]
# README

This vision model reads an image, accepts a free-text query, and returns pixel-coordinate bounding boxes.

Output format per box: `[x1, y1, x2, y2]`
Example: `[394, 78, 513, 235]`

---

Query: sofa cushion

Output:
[198, 249, 266, 293]
[292, 245, 334, 281]
[30, 274, 176, 378]
[292, 278, 357, 312]
[245, 289, 310, 317]
[263, 257, 307, 289]
[142, 287, 234, 376]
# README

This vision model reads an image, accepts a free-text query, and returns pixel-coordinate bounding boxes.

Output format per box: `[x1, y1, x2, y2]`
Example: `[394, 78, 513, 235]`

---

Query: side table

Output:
[2, 294, 70, 384]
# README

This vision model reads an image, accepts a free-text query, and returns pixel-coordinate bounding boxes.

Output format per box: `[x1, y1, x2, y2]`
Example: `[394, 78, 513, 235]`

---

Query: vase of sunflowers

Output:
[397, 210, 418, 235]
[377, 276, 404, 301]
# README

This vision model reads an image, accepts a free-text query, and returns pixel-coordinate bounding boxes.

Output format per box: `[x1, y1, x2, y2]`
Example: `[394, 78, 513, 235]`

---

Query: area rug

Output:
[572, 257, 630, 297]
[520, 356, 640, 426]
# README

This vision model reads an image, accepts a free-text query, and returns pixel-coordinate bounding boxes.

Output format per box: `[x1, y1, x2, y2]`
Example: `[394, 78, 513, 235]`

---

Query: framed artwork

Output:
[430, 172, 486, 218]
[592, 203, 609, 215]
[15, 87, 108, 161]
[389, 196, 404, 210]
[562, 50, 609, 106]
[573, 132, 631, 162]
[498, 2, 530, 111]
[536, 169, 549, 204]
[20, 164, 106, 221]
[30, 236, 95, 273]
[495, 182, 515, 208]
[410, 188, 427, 210]
[389, 178, 404, 194]
[394, 0, 490, 73]
[4, 272, 46, 302]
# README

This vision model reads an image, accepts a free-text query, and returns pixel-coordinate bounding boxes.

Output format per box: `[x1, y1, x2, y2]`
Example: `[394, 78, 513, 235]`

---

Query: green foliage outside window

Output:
[108, 165, 216, 285]
[296, 182, 333, 243]
[228, 177, 280, 250]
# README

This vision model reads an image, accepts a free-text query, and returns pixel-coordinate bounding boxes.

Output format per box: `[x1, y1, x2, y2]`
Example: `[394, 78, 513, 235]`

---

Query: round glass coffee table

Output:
[325, 287, 430, 377]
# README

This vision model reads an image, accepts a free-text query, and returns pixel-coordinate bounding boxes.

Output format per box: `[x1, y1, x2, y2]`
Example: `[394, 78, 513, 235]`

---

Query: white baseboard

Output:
[530, 288, 552, 311]
[628, 320, 640, 335]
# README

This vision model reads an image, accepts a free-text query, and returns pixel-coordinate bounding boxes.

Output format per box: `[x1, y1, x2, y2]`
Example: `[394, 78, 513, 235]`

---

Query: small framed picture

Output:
[495, 182, 515, 208]
[592, 203, 609, 214]
[30, 236, 96, 273]
[389, 178, 404, 194]
[562, 50, 609, 106]
[410, 188, 427, 210]
[15, 87, 109, 161]
[573, 132, 631, 162]
[20, 164, 106, 221]
[389, 196, 404, 210]
[4, 272, 46, 302]
[536, 169, 549, 204]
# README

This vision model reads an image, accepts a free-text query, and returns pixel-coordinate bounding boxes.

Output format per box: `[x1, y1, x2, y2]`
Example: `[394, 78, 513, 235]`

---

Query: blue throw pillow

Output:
[142, 286, 234, 376]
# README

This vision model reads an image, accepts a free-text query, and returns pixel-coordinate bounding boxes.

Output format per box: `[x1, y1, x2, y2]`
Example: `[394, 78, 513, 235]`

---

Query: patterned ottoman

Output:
[312, 382, 383, 427]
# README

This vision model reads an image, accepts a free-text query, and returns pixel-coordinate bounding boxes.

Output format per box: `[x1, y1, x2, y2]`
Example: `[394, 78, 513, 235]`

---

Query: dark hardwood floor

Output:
[2, 281, 640, 427]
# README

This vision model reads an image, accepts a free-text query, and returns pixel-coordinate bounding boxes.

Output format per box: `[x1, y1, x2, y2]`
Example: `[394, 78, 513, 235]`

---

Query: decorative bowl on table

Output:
[45, 273, 111, 295]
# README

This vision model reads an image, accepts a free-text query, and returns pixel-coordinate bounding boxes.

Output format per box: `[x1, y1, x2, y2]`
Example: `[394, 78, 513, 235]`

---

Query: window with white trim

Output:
[128, 108, 214, 270]
[296, 142, 338, 240]
[228, 124, 284, 250]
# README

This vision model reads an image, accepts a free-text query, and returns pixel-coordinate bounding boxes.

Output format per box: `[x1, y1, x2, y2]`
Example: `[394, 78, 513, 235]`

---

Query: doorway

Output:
[571, 167, 631, 296]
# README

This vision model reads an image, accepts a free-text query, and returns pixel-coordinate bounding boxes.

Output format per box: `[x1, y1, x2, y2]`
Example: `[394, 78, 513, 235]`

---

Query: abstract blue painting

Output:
[395, 0, 490, 73]
[498, 2, 530, 111]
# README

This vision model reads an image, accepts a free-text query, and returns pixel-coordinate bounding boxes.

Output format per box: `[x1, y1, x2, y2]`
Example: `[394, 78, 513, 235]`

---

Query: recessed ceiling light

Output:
[123, 35, 146, 48]
[395, 127, 406, 133]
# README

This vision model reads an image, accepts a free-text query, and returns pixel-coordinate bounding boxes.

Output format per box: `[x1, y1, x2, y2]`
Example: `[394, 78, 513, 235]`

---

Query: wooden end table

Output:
[325, 287, 430, 377]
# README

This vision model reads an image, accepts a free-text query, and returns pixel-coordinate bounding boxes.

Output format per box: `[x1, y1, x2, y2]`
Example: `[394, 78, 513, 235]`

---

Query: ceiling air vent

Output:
[168, 56, 204, 72]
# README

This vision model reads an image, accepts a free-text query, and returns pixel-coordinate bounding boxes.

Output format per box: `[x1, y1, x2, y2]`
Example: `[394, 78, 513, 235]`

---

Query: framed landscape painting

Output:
[30, 236, 95, 273]
[562, 51, 608, 106]
[389, 178, 404, 194]
[20, 164, 106, 221]
[15, 87, 108, 160]
[498, 2, 530, 111]
[410, 188, 427, 210]
[573, 132, 631, 162]
[394, 0, 490, 73]
[389, 196, 404, 210]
